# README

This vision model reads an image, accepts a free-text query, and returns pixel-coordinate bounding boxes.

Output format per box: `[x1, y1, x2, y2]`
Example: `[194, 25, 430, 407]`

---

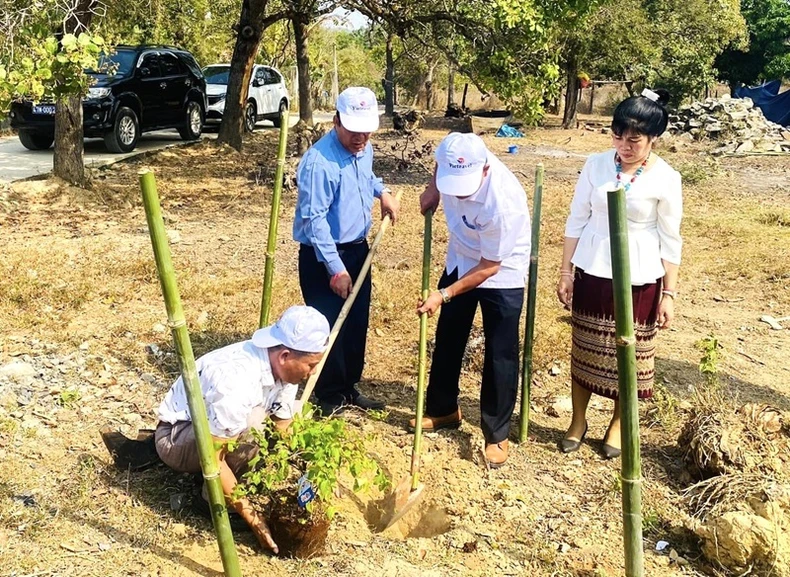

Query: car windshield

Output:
[203, 66, 230, 85]
[87, 50, 136, 77]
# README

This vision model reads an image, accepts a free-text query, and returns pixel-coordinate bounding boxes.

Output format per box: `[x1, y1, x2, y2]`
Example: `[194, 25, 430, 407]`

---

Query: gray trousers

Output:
[155, 407, 267, 477]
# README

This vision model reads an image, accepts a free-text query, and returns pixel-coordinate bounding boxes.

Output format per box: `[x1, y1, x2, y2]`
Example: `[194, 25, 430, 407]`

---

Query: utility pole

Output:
[332, 43, 339, 103]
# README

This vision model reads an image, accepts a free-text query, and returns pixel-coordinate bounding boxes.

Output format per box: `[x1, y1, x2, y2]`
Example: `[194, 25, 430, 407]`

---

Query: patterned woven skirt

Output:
[571, 269, 661, 400]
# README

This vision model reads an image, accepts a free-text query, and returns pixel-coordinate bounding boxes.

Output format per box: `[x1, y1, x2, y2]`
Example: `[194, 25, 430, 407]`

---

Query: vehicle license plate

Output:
[32, 104, 56, 115]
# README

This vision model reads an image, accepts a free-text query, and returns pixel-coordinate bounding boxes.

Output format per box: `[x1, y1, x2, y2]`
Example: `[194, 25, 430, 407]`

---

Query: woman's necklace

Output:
[615, 152, 650, 192]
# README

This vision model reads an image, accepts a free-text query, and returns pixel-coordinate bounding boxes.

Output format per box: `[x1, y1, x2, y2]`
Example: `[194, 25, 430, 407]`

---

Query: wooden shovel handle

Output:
[299, 189, 404, 404]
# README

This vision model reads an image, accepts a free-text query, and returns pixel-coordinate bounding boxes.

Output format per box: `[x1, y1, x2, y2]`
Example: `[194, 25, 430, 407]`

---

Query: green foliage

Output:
[57, 388, 81, 408]
[0, 31, 104, 115]
[716, 0, 790, 86]
[696, 335, 722, 387]
[237, 403, 389, 520]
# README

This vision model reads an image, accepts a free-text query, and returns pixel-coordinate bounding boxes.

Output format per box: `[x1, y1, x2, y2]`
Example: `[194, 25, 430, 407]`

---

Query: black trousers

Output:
[298, 241, 371, 404]
[426, 269, 524, 444]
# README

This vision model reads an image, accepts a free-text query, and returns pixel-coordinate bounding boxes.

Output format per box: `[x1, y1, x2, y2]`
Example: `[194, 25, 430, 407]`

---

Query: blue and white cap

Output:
[434, 132, 489, 197]
[336, 86, 379, 133]
[252, 306, 330, 354]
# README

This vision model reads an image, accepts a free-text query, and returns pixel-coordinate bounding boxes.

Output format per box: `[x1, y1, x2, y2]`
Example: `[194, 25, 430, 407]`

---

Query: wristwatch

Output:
[439, 288, 452, 303]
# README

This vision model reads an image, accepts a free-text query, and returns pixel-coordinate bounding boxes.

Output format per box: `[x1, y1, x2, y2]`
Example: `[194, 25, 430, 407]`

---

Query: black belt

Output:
[302, 238, 366, 250]
[336, 237, 366, 249]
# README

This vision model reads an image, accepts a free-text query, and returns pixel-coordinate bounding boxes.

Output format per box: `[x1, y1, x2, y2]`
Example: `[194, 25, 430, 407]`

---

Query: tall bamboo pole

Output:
[411, 210, 432, 490]
[259, 108, 290, 328]
[139, 170, 242, 577]
[607, 187, 644, 577]
[519, 164, 544, 442]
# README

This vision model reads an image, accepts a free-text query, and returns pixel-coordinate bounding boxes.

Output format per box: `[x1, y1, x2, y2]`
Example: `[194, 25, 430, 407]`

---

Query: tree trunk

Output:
[447, 64, 456, 107]
[293, 16, 313, 126]
[384, 32, 394, 116]
[562, 54, 579, 129]
[53, 0, 96, 186]
[461, 82, 469, 109]
[425, 62, 436, 111]
[217, 0, 263, 151]
[54, 95, 86, 186]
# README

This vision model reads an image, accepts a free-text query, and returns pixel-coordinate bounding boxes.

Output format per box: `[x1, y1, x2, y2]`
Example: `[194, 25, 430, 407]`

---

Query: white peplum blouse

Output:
[564, 150, 683, 286]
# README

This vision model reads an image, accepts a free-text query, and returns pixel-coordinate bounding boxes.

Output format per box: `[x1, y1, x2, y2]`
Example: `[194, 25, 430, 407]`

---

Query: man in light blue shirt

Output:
[293, 86, 399, 415]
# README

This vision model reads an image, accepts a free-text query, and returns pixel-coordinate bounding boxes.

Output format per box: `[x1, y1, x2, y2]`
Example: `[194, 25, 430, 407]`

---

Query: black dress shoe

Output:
[559, 422, 588, 454]
[602, 443, 622, 460]
[191, 495, 251, 532]
[316, 400, 347, 417]
[100, 426, 160, 471]
[349, 393, 386, 411]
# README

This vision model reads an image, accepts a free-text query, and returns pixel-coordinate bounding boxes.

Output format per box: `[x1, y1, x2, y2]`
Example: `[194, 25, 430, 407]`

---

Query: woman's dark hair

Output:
[611, 89, 671, 137]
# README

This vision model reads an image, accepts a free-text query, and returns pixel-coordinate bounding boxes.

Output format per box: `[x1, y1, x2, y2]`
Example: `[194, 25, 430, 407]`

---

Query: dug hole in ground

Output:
[0, 113, 789, 576]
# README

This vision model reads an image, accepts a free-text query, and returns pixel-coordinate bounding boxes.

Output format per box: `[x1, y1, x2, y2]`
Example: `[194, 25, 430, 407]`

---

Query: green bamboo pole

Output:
[259, 108, 290, 328]
[519, 164, 544, 442]
[411, 210, 432, 489]
[607, 187, 644, 577]
[139, 170, 242, 577]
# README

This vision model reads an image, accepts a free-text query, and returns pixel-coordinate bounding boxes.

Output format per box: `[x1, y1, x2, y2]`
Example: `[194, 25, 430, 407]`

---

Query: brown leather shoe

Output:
[407, 408, 462, 433]
[484, 440, 509, 469]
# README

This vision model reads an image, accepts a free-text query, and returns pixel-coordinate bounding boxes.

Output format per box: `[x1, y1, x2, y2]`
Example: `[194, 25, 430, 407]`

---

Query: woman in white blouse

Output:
[556, 88, 683, 459]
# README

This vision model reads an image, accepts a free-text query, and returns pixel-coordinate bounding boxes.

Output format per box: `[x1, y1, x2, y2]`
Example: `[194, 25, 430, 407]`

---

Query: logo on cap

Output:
[449, 156, 474, 169]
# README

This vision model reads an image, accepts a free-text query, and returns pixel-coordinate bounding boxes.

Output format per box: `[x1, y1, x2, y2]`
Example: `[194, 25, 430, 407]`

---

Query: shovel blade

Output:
[377, 476, 425, 532]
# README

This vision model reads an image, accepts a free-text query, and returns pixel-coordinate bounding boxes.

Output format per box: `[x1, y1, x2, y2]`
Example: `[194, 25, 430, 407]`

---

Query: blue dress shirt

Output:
[293, 129, 385, 275]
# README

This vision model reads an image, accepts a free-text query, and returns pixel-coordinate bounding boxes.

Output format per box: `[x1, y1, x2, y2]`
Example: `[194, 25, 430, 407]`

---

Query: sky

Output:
[328, 8, 369, 30]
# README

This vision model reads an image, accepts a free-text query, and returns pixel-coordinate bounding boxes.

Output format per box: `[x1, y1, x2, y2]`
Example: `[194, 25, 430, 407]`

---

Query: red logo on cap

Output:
[360, 101, 366, 107]
[457, 157, 465, 163]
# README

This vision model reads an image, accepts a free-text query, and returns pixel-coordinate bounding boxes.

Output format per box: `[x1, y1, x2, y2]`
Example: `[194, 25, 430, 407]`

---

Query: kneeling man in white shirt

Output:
[156, 305, 329, 554]
[411, 132, 531, 469]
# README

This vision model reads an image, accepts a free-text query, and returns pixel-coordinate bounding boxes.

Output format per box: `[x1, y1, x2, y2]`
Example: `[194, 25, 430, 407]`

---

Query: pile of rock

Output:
[667, 94, 790, 155]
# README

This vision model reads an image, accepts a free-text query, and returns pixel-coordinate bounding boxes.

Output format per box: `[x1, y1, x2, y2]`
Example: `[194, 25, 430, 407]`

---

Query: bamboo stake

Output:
[519, 164, 544, 442]
[412, 210, 432, 490]
[607, 187, 644, 577]
[139, 170, 241, 577]
[259, 108, 290, 328]
[299, 189, 404, 405]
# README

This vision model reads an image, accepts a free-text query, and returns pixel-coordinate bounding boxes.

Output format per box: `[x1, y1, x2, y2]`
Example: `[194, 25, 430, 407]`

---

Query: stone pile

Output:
[667, 94, 790, 155]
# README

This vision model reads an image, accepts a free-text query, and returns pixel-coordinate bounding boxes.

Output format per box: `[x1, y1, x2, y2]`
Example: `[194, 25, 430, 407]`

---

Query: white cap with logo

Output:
[336, 86, 379, 133]
[251, 305, 330, 354]
[434, 132, 489, 197]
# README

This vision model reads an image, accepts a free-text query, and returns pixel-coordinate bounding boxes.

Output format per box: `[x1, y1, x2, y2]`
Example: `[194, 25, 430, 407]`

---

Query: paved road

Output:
[0, 112, 333, 183]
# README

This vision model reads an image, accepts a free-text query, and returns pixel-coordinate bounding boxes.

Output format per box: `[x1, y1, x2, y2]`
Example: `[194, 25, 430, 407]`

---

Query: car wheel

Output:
[104, 107, 139, 153]
[244, 101, 257, 132]
[272, 100, 288, 128]
[18, 131, 54, 150]
[178, 100, 203, 141]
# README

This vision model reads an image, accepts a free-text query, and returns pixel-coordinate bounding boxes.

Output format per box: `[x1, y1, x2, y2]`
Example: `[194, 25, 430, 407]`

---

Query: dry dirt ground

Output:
[0, 116, 788, 577]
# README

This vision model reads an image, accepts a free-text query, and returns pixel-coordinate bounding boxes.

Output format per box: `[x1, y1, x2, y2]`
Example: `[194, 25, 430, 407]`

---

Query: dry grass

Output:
[1, 124, 789, 576]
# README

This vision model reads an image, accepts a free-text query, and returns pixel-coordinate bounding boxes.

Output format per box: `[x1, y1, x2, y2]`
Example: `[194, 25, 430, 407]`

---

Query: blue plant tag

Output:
[297, 474, 315, 508]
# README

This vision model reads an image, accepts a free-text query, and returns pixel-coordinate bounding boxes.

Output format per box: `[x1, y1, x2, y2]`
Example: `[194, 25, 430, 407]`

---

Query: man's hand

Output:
[417, 291, 444, 317]
[380, 190, 400, 224]
[248, 510, 279, 554]
[420, 185, 440, 215]
[330, 271, 353, 299]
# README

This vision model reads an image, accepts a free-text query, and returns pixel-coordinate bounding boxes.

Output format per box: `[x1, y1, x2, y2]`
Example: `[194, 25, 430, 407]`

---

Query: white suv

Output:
[203, 64, 289, 131]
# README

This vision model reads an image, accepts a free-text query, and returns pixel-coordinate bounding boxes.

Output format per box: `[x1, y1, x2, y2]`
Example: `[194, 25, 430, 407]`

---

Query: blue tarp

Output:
[734, 80, 790, 127]
[495, 124, 524, 138]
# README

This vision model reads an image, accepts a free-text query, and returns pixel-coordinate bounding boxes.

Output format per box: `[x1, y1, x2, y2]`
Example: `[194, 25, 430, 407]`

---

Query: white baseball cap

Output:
[434, 132, 489, 197]
[336, 86, 379, 133]
[251, 306, 330, 354]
